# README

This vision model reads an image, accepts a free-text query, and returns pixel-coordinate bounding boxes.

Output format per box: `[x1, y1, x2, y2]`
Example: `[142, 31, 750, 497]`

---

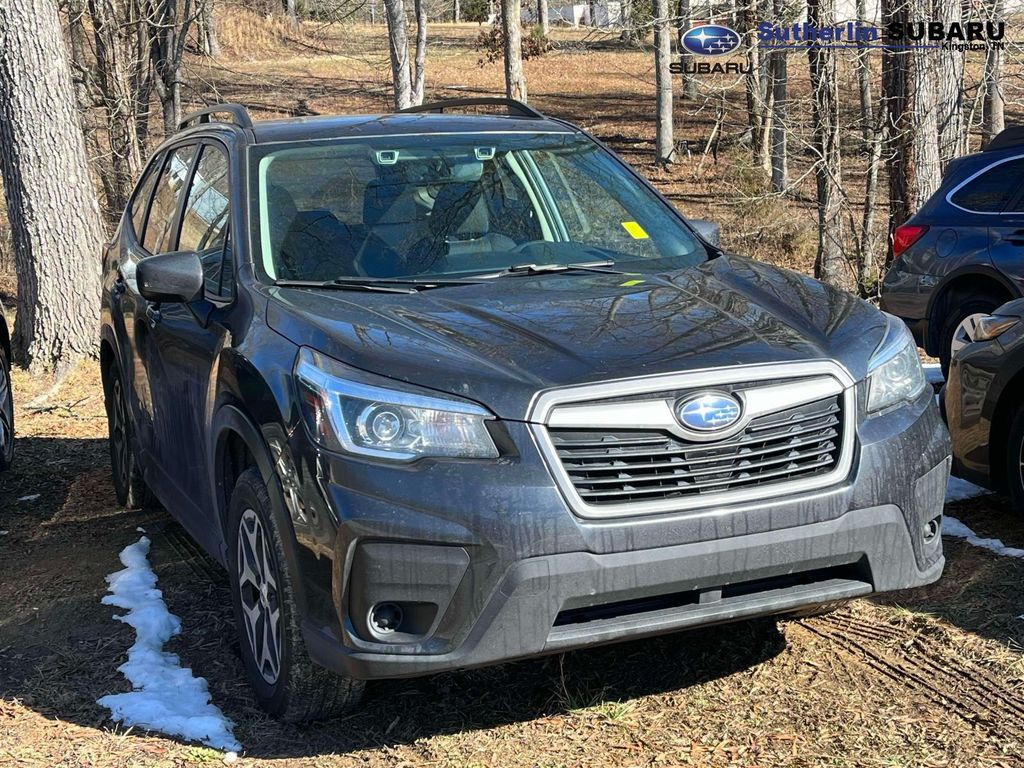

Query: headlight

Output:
[866, 314, 927, 414]
[295, 348, 499, 461]
[969, 314, 1019, 342]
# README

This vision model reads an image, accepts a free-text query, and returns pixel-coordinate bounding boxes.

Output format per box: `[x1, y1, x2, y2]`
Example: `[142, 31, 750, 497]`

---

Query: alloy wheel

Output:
[950, 313, 987, 359]
[237, 508, 283, 685]
[110, 378, 130, 489]
[0, 364, 12, 461]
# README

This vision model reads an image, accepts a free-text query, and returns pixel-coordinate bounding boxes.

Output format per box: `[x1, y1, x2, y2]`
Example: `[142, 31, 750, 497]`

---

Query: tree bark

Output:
[383, 0, 413, 109]
[676, 0, 697, 99]
[454, 0, 460, 23]
[934, 0, 964, 165]
[807, 0, 849, 291]
[146, 0, 192, 135]
[501, 0, 527, 101]
[742, 0, 767, 173]
[907, 0, 941, 212]
[855, 0, 873, 146]
[768, 40, 787, 192]
[198, 0, 221, 56]
[0, 0, 106, 372]
[89, 0, 145, 213]
[538, 0, 548, 36]
[285, 0, 298, 25]
[654, 0, 673, 163]
[411, 0, 427, 104]
[982, 0, 1004, 144]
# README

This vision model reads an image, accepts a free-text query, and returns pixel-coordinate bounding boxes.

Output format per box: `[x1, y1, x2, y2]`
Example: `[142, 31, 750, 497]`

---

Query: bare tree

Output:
[741, 0, 768, 173]
[0, 0, 106, 372]
[383, 0, 413, 108]
[501, 0, 527, 101]
[676, 0, 697, 100]
[654, 0, 673, 163]
[768, 24, 786, 192]
[411, 0, 427, 104]
[807, 0, 849, 291]
[934, 0, 965, 164]
[538, 0, 549, 37]
[146, 0, 197, 134]
[982, 0, 1004, 143]
[284, 0, 298, 25]
[855, 0, 873, 145]
[197, 0, 221, 56]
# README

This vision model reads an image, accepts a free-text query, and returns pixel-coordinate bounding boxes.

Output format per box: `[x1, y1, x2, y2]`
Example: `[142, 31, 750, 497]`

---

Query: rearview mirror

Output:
[137, 251, 204, 304]
[689, 219, 721, 247]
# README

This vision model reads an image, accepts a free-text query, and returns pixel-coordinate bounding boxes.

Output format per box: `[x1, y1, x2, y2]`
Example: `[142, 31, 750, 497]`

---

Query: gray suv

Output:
[881, 126, 1024, 374]
[100, 99, 950, 721]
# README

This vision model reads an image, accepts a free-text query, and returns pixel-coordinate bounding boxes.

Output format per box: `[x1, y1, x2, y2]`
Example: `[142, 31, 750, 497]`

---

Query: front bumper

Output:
[286, 385, 950, 680]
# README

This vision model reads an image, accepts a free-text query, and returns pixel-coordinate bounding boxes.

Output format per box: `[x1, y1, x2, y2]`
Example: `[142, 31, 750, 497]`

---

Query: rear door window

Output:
[143, 144, 197, 254]
[178, 144, 232, 299]
[129, 155, 163, 241]
[950, 158, 1024, 213]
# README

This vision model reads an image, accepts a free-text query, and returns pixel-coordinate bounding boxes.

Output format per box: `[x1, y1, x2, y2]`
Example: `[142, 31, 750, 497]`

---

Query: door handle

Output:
[145, 304, 162, 327]
[1006, 229, 1024, 246]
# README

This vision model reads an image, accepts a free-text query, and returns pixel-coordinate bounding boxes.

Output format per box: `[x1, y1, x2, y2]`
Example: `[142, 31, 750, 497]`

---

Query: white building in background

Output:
[521, 1, 622, 27]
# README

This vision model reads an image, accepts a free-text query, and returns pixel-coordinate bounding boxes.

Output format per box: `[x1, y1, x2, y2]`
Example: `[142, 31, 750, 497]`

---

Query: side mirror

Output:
[137, 251, 204, 304]
[689, 219, 721, 247]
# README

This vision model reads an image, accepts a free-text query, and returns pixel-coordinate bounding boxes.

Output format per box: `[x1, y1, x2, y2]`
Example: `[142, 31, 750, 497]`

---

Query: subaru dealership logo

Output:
[680, 24, 741, 57]
[676, 393, 742, 431]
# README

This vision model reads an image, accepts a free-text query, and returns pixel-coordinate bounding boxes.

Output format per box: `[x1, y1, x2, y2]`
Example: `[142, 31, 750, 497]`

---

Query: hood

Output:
[265, 255, 888, 419]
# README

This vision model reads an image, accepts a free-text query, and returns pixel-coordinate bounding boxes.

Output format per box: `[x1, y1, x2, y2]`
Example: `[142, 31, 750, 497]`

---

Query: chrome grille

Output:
[548, 394, 845, 506]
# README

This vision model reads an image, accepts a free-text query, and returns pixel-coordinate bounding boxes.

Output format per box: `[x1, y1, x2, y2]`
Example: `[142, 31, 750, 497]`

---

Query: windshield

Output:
[250, 132, 708, 282]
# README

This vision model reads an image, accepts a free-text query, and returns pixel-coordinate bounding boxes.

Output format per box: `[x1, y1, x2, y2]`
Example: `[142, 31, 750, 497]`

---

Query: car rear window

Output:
[950, 158, 1024, 213]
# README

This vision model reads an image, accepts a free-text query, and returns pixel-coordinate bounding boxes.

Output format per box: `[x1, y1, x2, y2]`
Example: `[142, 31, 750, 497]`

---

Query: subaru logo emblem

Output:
[676, 393, 742, 432]
[680, 24, 741, 57]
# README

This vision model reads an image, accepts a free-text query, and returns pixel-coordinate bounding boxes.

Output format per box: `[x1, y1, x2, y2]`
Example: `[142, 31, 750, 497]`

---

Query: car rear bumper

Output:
[304, 463, 948, 680]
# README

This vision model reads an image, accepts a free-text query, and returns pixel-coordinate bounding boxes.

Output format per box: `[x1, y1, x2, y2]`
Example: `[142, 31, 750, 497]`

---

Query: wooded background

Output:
[0, 0, 1019, 373]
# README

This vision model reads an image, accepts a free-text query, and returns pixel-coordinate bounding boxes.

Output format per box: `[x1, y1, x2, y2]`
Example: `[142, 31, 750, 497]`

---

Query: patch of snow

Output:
[97, 536, 241, 752]
[923, 362, 943, 386]
[0, 530, 8, 536]
[17, 494, 39, 502]
[946, 476, 990, 503]
[224, 752, 239, 764]
[943, 516, 1024, 559]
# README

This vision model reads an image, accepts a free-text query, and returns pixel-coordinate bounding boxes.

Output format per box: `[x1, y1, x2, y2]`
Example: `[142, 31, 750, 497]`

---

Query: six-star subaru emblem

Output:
[680, 24, 741, 57]
[676, 392, 743, 431]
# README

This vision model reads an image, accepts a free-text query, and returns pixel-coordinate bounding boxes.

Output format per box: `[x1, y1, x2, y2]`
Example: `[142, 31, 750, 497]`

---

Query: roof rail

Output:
[398, 97, 545, 119]
[984, 125, 1024, 152]
[178, 103, 253, 132]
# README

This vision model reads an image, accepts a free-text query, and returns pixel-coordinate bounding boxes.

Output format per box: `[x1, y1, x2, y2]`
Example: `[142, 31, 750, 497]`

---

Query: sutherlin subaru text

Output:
[99, 99, 951, 721]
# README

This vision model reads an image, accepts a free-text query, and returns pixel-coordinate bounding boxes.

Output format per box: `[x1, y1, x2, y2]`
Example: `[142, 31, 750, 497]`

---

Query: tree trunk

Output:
[934, 0, 964, 165]
[807, 0, 849, 291]
[411, 0, 427, 104]
[768, 41, 787, 192]
[501, 0, 527, 101]
[907, 0, 941, 212]
[285, 0, 298, 25]
[383, 0, 413, 109]
[0, 0, 105, 372]
[198, 0, 221, 57]
[538, 0, 549, 36]
[859, 104, 884, 296]
[147, 0, 191, 136]
[855, 0, 872, 146]
[653, 0, 673, 163]
[742, 0, 767, 173]
[676, 0, 697, 99]
[982, 0, 1004, 144]
[454, 0, 460, 23]
[89, 0, 145, 213]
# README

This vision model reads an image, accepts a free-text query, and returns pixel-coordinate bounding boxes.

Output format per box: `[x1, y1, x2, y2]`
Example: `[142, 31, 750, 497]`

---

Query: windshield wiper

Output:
[275, 279, 417, 294]
[275, 276, 483, 294]
[481, 260, 623, 278]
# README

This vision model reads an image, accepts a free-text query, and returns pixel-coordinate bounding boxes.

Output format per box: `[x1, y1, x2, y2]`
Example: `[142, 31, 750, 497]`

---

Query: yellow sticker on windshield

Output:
[620, 279, 645, 287]
[622, 221, 649, 239]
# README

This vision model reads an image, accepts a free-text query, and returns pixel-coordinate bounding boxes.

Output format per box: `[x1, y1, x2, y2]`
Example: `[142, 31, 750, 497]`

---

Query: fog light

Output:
[923, 515, 942, 543]
[369, 602, 403, 635]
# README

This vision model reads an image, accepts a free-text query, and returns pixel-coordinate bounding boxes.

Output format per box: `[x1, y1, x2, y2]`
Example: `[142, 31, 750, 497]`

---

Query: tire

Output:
[227, 467, 364, 721]
[104, 361, 155, 509]
[939, 295, 1004, 378]
[0, 346, 14, 472]
[1004, 404, 1024, 515]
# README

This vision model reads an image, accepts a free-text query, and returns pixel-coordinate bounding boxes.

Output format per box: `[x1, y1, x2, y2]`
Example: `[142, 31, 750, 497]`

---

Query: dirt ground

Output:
[3, 16, 1024, 768]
